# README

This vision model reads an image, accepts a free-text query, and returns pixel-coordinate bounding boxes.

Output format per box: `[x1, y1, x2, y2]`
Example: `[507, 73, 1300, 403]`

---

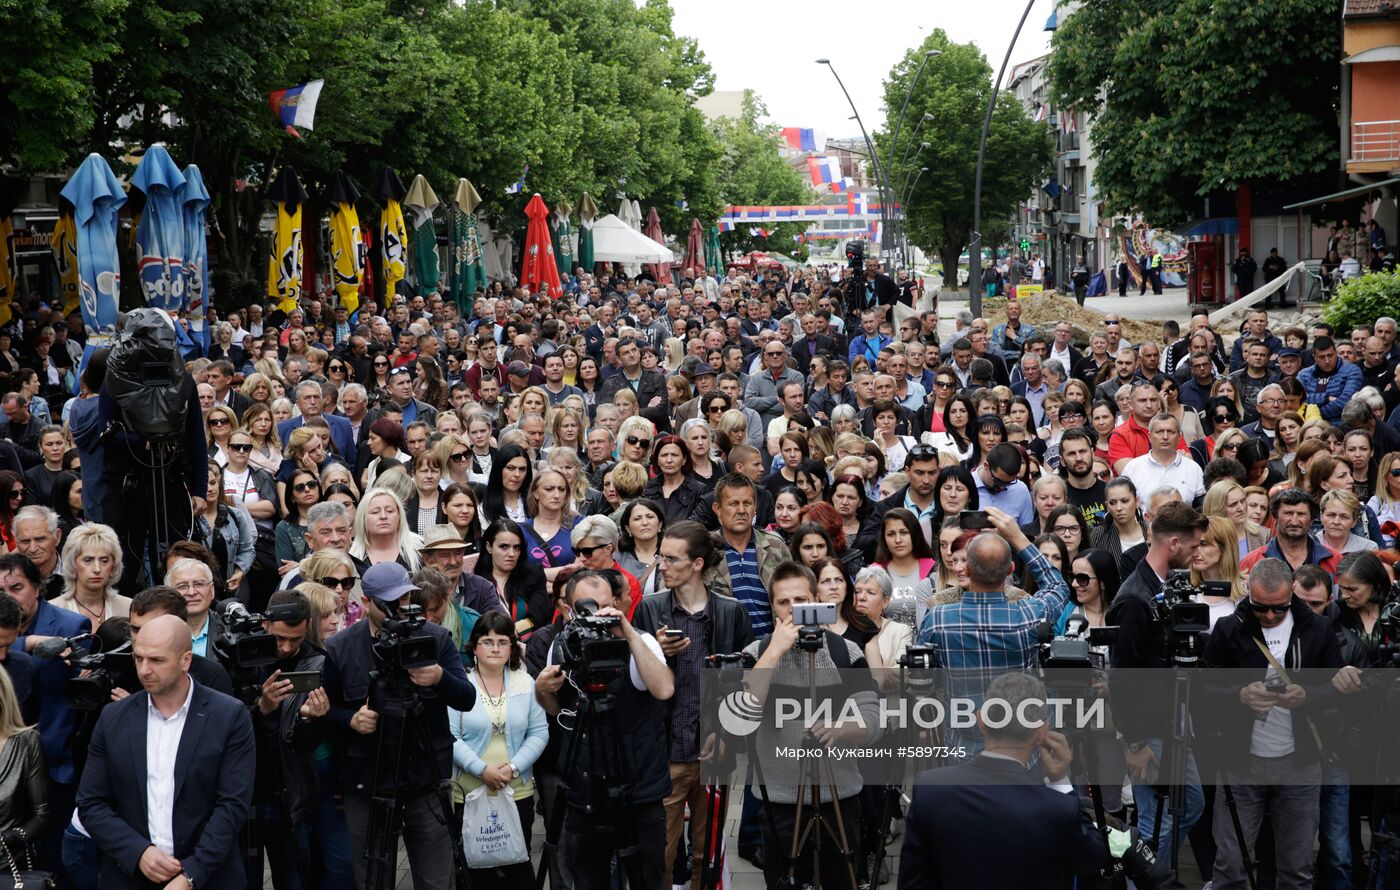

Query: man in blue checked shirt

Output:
[916, 506, 1069, 752]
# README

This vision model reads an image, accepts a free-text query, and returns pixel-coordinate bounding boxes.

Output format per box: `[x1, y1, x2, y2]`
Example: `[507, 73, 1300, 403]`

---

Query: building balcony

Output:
[1352, 119, 1400, 165]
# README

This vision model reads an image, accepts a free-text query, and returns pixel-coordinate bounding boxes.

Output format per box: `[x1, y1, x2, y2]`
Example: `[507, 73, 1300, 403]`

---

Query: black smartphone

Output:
[958, 510, 992, 531]
[1201, 580, 1232, 599]
[662, 629, 686, 641]
[1264, 675, 1287, 694]
[281, 671, 323, 694]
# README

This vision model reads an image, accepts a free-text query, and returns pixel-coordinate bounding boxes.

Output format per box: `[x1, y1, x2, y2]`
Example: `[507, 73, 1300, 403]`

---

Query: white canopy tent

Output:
[589, 213, 673, 264]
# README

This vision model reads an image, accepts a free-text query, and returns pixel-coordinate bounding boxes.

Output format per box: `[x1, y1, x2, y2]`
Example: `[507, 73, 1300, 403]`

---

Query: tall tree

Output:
[1048, 0, 1339, 225]
[879, 33, 1053, 291]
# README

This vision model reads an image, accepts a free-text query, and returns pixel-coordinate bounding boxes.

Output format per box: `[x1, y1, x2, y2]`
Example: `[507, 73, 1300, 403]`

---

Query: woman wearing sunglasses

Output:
[195, 460, 256, 596]
[1187, 395, 1239, 467]
[368, 353, 393, 393]
[914, 370, 960, 436]
[1157, 377, 1204, 442]
[276, 470, 322, 570]
[1366, 451, 1400, 547]
[324, 356, 353, 391]
[205, 405, 239, 467]
[615, 416, 655, 465]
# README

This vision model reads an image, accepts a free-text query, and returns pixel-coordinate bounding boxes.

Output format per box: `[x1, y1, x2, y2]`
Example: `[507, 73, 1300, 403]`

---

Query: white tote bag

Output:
[460, 785, 529, 868]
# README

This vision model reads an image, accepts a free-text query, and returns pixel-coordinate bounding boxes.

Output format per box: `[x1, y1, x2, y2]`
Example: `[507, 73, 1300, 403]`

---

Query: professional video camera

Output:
[371, 603, 437, 673]
[555, 598, 630, 687]
[846, 240, 866, 277]
[1378, 597, 1400, 666]
[213, 600, 307, 672]
[1038, 616, 1120, 672]
[67, 641, 137, 710]
[1152, 570, 1212, 666]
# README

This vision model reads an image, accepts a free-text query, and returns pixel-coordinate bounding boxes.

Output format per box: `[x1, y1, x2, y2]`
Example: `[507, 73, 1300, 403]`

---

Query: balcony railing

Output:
[1353, 120, 1400, 162]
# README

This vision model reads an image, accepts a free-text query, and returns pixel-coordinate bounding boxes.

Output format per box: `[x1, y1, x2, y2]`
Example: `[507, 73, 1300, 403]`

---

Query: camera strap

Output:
[1251, 637, 1324, 752]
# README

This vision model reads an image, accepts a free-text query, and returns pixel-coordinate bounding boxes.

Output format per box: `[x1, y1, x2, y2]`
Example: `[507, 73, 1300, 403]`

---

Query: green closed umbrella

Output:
[705, 224, 723, 275]
[404, 174, 440, 295]
[552, 200, 575, 279]
[577, 192, 598, 272]
[450, 178, 486, 316]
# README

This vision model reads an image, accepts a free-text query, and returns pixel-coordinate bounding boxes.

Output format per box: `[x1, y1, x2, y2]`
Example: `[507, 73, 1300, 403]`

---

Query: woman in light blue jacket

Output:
[449, 610, 549, 889]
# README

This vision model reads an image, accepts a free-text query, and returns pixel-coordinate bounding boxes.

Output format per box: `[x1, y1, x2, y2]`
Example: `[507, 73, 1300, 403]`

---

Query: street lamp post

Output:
[969, 0, 1038, 317]
[887, 51, 941, 267]
[895, 142, 930, 264]
[818, 58, 897, 261]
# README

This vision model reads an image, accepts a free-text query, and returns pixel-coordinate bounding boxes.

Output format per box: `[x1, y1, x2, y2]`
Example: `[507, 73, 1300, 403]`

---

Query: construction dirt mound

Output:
[975, 292, 1240, 346]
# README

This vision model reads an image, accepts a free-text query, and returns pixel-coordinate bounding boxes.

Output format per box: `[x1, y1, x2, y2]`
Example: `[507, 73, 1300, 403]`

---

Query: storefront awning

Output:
[1283, 176, 1400, 210]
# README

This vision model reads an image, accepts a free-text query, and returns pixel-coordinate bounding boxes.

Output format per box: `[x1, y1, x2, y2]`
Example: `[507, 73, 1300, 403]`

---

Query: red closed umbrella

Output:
[683, 217, 705, 277]
[645, 206, 672, 284]
[520, 193, 563, 299]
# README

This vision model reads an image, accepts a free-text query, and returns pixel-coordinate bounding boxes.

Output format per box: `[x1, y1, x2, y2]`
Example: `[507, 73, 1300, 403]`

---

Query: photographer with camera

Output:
[633, 520, 756, 889]
[535, 568, 675, 890]
[321, 561, 475, 890]
[1200, 558, 1342, 890]
[741, 561, 880, 890]
[249, 590, 332, 890]
[1106, 500, 1209, 858]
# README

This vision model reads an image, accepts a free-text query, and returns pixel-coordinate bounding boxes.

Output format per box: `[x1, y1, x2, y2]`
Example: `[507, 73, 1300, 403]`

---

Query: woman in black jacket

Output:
[641, 434, 706, 524]
[474, 518, 550, 640]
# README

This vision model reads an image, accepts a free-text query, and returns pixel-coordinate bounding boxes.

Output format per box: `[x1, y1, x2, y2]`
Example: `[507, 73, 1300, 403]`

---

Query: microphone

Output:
[32, 634, 91, 660]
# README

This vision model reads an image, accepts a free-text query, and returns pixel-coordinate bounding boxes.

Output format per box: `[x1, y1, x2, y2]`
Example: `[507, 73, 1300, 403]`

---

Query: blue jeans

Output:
[1130, 737, 1205, 860]
[1317, 763, 1351, 890]
[59, 826, 97, 890]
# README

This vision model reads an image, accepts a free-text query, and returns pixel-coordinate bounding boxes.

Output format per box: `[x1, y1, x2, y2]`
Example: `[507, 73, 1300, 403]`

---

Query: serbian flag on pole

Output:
[781, 127, 825, 152]
[268, 80, 323, 138]
[807, 156, 843, 188]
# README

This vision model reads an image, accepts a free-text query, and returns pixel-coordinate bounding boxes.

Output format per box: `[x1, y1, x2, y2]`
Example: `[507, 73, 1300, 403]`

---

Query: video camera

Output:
[372, 603, 438, 673]
[33, 633, 138, 711]
[213, 599, 308, 672]
[1153, 570, 1212, 666]
[555, 598, 630, 688]
[1038, 616, 1120, 672]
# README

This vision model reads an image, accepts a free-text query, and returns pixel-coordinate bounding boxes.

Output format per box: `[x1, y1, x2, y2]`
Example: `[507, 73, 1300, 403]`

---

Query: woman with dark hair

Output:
[1045, 504, 1091, 565]
[762, 430, 809, 496]
[478, 444, 534, 526]
[405, 450, 445, 534]
[474, 519, 550, 639]
[1336, 551, 1389, 665]
[616, 498, 665, 597]
[51, 471, 83, 537]
[0, 470, 22, 550]
[830, 474, 872, 546]
[926, 394, 975, 461]
[1089, 399, 1118, 465]
[642, 434, 706, 523]
[964, 415, 1006, 471]
[931, 465, 979, 529]
[811, 555, 875, 648]
[791, 522, 836, 569]
[576, 356, 603, 419]
[441, 483, 482, 561]
[1090, 477, 1147, 563]
[1055, 548, 1121, 633]
[768, 487, 808, 545]
[449, 610, 548, 890]
[792, 459, 829, 504]
[873, 507, 936, 592]
[275, 469, 321, 567]
[196, 461, 255, 594]
[362, 417, 410, 489]
[1189, 395, 1241, 467]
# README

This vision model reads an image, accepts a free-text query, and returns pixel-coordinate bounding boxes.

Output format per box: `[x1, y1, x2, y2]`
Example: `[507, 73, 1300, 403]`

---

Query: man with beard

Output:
[1241, 489, 1339, 576]
[1059, 429, 1107, 528]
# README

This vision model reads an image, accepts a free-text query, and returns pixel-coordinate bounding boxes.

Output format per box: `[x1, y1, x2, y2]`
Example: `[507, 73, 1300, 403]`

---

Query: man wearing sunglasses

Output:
[1200, 558, 1342, 890]
[742, 338, 804, 433]
[972, 444, 1035, 525]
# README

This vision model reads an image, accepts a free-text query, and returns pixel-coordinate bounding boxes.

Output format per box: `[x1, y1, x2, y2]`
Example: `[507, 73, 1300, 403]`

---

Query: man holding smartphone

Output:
[251, 590, 331, 890]
[741, 562, 880, 890]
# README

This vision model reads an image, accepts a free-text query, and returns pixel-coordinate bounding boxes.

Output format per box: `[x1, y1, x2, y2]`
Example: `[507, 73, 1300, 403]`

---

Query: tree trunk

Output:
[939, 237, 968, 295]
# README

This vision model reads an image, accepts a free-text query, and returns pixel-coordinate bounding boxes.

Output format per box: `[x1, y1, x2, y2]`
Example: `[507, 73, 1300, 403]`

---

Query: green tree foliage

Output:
[1324, 270, 1400, 334]
[1049, 0, 1339, 225]
[710, 92, 811, 256]
[878, 33, 1053, 291]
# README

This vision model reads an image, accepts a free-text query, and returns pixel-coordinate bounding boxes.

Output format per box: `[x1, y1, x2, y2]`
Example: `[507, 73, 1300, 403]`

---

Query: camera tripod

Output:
[363, 672, 470, 890]
[535, 684, 647, 890]
[751, 642, 860, 890]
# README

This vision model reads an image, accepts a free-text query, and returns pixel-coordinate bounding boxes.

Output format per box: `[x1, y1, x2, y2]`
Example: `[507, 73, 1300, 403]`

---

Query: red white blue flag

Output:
[268, 80, 323, 137]
[781, 127, 826, 152]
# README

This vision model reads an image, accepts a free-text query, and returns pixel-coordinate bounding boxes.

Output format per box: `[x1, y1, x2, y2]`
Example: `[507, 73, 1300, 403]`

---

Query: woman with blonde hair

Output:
[714, 409, 749, 462]
[350, 487, 424, 571]
[1317, 489, 1379, 555]
[435, 410, 464, 437]
[611, 386, 640, 421]
[661, 337, 686, 373]
[615, 416, 656, 465]
[0, 668, 48, 843]
[1278, 439, 1330, 496]
[549, 408, 585, 456]
[270, 397, 294, 425]
[1366, 450, 1400, 546]
[523, 469, 578, 583]
[294, 580, 342, 643]
[296, 548, 366, 625]
[435, 434, 473, 489]
[240, 402, 284, 474]
[517, 387, 553, 429]
[255, 356, 284, 384]
[1190, 515, 1245, 628]
[546, 447, 606, 516]
[55, 522, 129, 628]
[240, 371, 275, 404]
[205, 404, 239, 466]
[1202, 479, 1269, 556]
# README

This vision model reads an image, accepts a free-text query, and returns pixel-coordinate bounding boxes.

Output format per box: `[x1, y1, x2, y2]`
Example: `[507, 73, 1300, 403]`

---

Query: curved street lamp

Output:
[817, 58, 896, 258]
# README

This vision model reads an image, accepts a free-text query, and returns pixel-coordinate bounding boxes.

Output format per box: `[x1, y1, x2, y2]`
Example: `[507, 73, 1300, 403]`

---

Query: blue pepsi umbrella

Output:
[130, 145, 187, 313]
[182, 164, 212, 353]
[59, 153, 127, 371]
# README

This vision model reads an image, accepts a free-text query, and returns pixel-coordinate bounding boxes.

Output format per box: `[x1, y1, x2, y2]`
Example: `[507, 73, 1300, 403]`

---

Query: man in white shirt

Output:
[77, 614, 255, 890]
[1122, 413, 1205, 506]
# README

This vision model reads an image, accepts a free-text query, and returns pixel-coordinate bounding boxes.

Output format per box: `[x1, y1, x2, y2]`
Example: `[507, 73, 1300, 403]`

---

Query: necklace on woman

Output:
[478, 671, 507, 733]
[74, 596, 106, 627]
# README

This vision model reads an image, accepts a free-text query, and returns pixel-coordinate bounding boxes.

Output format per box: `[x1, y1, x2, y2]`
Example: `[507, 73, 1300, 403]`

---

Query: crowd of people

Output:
[0, 255, 1395, 890]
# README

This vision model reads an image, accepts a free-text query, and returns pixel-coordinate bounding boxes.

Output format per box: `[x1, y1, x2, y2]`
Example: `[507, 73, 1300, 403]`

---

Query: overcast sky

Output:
[670, 0, 1056, 137]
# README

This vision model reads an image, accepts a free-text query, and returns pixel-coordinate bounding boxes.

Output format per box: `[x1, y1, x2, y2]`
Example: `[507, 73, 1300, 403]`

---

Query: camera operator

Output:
[3, 551, 87, 870]
[321, 561, 474, 890]
[897, 672, 1110, 888]
[535, 568, 675, 890]
[741, 561, 880, 890]
[250, 590, 332, 890]
[1106, 500, 1209, 857]
[633, 521, 756, 888]
[1200, 558, 1342, 890]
